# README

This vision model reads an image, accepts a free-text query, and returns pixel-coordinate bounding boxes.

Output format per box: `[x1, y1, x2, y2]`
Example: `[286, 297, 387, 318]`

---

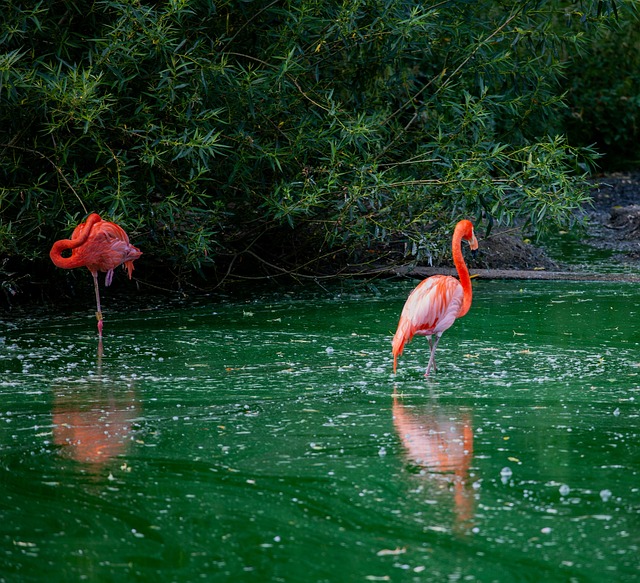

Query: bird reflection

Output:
[392, 389, 475, 530]
[52, 340, 139, 469]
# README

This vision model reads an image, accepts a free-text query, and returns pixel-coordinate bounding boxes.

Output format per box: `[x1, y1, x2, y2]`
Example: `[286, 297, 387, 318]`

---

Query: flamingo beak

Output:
[469, 233, 479, 258]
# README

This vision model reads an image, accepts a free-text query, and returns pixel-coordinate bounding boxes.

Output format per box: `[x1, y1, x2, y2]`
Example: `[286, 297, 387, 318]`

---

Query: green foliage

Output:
[561, 12, 640, 169]
[0, 0, 636, 285]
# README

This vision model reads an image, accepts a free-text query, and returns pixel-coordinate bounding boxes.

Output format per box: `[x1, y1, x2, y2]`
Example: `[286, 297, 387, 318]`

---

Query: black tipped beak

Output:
[471, 249, 478, 259]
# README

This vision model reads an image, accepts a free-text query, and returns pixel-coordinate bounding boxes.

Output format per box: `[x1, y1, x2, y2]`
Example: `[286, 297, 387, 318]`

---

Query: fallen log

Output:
[389, 266, 640, 283]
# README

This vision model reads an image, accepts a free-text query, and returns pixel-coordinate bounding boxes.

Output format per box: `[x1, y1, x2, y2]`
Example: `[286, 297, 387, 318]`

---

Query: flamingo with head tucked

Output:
[50, 213, 142, 336]
[392, 219, 478, 377]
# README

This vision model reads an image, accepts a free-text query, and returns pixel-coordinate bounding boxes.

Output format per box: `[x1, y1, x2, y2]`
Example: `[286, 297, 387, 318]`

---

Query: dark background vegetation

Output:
[1, 0, 639, 303]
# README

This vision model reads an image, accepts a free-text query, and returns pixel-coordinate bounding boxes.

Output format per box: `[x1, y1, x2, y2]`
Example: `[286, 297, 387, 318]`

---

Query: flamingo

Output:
[50, 213, 142, 336]
[392, 219, 478, 377]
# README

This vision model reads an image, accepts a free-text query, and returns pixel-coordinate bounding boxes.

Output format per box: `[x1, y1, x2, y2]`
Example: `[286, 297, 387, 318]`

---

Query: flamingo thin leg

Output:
[92, 271, 103, 337]
[427, 336, 438, 372]
[425, 335, 442, 377]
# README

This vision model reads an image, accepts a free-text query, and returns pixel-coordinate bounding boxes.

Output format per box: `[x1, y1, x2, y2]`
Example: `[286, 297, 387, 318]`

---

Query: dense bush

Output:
[562, 15, 640, 170]
[0, 0, 636, 293]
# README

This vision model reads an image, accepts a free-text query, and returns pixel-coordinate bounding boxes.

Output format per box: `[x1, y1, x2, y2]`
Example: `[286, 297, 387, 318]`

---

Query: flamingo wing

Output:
[402, 275, 464, 335]
[81, 222, 142, 279]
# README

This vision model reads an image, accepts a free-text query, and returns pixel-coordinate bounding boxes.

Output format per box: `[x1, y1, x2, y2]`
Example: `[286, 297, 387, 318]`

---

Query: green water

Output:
[542, 228, 640, 275]
[1, 280, 638, 582]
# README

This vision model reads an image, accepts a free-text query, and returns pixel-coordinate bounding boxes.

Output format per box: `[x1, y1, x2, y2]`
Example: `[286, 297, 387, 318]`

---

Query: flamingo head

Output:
[457, 220, 478, 252]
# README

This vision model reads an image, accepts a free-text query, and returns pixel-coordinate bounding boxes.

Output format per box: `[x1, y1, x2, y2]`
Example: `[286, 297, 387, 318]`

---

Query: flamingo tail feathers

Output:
[392, 317, 414, 374]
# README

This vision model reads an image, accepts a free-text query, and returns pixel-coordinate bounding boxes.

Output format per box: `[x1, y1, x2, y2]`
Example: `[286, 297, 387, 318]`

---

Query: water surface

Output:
[1, 280, 638, 582]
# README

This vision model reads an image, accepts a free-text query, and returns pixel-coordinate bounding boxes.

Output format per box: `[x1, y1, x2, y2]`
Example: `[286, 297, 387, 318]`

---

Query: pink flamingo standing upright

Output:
[50, 213, 142, 336]
[392, 219, 478, 377]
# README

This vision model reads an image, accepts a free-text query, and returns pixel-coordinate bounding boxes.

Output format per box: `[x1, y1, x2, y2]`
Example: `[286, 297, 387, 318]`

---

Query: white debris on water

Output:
[600, 489, 612, 502]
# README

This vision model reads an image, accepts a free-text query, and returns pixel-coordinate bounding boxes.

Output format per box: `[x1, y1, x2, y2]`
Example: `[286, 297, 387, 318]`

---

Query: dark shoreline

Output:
[390, 266, 640, 283]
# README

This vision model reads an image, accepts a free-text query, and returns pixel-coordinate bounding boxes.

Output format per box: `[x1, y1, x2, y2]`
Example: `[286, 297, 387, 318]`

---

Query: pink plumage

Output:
[392, 220, 478, 377]
[50, 213, 142, 336]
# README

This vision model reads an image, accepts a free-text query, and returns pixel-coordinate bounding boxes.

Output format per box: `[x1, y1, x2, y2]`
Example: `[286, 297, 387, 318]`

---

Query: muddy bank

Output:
[584, 172, 640, 264]
[390, 266, 640, 283]
[379, 171, 640, 282]
[481, 172, 640, 273]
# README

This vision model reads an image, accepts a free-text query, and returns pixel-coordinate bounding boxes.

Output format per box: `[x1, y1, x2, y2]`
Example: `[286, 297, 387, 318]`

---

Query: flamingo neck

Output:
[49, 214, 101, 269]
[452, 228, 472, 318]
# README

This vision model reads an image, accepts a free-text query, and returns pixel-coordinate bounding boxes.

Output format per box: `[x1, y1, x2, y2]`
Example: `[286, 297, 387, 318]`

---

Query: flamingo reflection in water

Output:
[393, 390, 475, 530]
[53, 340, 139, 469]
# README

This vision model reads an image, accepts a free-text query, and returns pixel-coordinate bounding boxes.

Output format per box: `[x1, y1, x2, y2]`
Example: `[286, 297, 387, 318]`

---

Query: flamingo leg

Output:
[427, 336, 438, 372]
[425, 335, 442, 377]
[92, 271, 103, 337]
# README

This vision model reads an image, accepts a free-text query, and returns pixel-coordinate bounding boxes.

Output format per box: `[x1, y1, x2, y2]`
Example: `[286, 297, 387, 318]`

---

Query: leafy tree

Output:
[0, 0, 636, 294]
[561, 13, 640, 170]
